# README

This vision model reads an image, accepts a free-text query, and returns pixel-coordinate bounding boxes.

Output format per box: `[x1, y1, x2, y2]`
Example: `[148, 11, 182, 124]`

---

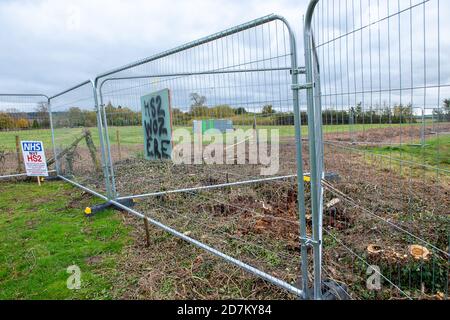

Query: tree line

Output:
[1, 95, 449, 130]
[0, 103, 50, 130]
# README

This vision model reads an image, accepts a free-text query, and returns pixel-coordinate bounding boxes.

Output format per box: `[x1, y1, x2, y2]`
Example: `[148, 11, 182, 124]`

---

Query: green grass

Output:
[365, 135, 450, 168]
[0, 123, 418, 152]
[0, 181, 131, 299]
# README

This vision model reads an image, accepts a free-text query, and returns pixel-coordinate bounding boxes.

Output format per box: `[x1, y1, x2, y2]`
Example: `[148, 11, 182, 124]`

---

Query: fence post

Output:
[48, 99, 61, 175]
[15, 135, 22, 172]
[97, 83, 117, 200]
[421, 108, 425, 147]
[143, 217, 151, 247]
[278, 16, 310, 299]
[304, 0, 323, 300]
[116, 129, 122, 161]
[90, 80, 113, 200]
[253, 115, 260, 157]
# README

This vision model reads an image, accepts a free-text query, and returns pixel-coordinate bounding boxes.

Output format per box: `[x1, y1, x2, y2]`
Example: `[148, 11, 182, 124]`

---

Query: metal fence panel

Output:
[310, 0, 449, 299]
[48, 81, 110, 197]
[94, 15, 314, 298]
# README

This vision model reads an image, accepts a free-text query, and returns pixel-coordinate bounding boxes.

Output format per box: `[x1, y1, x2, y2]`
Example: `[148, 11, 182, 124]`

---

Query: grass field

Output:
[0, 180, 291, 300]
[0, 181, 131, 299]
[366, 135, 450, 168]
[0, 122, 429, 152]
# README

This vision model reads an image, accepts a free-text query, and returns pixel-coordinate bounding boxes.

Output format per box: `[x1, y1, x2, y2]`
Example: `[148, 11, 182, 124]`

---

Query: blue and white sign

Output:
[21, 141, 49, 177]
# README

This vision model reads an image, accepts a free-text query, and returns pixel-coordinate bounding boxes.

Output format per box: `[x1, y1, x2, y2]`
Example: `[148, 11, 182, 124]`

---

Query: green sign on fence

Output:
[141, 89, 173, 160]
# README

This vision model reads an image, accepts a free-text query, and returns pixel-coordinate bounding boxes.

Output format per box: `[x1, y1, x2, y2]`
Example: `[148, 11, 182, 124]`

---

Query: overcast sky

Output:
[1, 0, 448, 112]
[0, 0, 308, 95]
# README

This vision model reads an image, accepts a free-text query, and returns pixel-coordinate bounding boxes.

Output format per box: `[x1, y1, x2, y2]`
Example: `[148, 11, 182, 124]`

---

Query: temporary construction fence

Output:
[310, 0, 449, 299]
[50, 14, 319, 299]
[1, 0, 448, 300]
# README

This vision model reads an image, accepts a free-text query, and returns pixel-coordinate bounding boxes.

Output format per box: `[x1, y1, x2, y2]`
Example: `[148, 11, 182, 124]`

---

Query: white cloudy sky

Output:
[0, 0, 309, 95]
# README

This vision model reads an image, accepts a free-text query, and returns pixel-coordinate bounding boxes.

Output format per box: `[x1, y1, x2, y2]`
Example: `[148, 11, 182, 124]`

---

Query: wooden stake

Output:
[37, 176, 41, 186]
[143, 218, 150, 247]
[116, 129, 122, 161]
[15, 135, 22, 171]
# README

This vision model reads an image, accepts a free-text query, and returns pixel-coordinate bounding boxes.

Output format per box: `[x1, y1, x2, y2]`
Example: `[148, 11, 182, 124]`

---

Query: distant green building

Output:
[193, 119, 233, 134]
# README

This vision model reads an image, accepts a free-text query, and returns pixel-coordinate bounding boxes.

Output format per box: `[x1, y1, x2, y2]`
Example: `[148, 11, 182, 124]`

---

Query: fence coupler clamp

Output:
[321, 280, 350, 300]
[291, 83, 314, 90]
[291, 67, 307, 75]
[299, 237, 320, 247]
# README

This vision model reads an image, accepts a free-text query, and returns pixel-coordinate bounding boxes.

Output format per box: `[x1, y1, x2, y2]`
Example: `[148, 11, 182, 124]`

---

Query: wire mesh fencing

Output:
[0, 14, 318, 298]
[96, 15, 303, 198]
[48, 81, 110, 197]
[92, 14, 317, 298]
[310, 0, 449, 299]
[0, 94, 54, 179]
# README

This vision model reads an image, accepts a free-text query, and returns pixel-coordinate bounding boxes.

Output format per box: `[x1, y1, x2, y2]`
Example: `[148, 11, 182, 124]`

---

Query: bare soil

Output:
[109, 137, 448, 300]
[323, 123, 450, 145]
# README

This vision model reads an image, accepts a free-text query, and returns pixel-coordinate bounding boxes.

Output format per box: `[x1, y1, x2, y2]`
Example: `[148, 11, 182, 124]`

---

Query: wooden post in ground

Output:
[116, 129, 122, 161]
[197, 124, 203, 164]
[15, 135, 22, 172]
[37, 177, 41, 186]
[143, 218, 150, 247]
[253, 116, 259, 159]
[84, 130, 101, 172]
